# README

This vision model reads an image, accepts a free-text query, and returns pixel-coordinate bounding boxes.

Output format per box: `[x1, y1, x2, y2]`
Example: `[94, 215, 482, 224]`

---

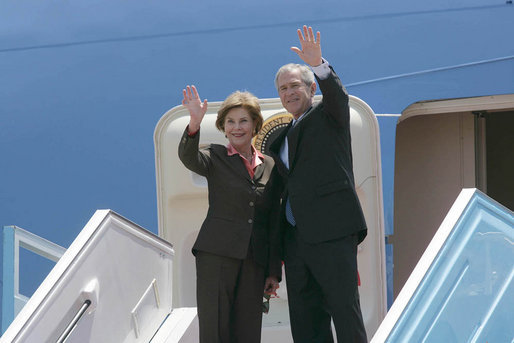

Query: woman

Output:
[178, 85, 281, 343]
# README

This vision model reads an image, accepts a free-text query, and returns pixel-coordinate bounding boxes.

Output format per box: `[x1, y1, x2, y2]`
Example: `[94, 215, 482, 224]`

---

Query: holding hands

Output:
[182, 85, 208, 133]
[290, 25, 323, 67]
[264, 276, 280, 296]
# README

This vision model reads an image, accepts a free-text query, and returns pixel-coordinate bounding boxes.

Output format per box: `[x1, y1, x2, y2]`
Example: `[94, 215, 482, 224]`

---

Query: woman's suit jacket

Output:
[178, 127, 282, 278]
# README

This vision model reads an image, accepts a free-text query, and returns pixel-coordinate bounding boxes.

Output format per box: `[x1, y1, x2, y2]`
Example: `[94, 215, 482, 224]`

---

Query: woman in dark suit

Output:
[178, 85, 281, 343]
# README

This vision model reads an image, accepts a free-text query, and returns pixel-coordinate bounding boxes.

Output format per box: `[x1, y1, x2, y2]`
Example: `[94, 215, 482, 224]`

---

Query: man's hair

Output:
[216, 91, 263, 136]
[274, 63, 315, 90]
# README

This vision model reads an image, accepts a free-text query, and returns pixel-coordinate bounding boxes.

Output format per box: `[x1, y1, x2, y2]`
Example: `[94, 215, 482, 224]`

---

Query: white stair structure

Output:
[372, 189, 514, 342]
[0, 210, 179, 343]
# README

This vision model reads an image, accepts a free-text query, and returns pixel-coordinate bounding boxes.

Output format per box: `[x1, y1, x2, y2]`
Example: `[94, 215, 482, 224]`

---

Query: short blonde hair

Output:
[216, 91, 263, 136]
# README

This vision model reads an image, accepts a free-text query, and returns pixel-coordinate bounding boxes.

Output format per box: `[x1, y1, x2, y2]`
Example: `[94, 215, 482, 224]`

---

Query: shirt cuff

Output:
[311, 58, 330, 80]
[187, 125, 199, 137]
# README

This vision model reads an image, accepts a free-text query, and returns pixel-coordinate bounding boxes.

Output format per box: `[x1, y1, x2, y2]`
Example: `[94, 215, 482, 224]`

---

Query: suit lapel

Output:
[270, 123, 292, 177]
[287, 125, 300, 171]
[287, 108, 312, 171]
[226, 153, 252, 182]
[253, 162, 265, 182]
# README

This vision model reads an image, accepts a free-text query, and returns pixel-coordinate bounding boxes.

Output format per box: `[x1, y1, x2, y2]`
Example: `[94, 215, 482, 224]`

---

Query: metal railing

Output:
[2, 226, 66, 333]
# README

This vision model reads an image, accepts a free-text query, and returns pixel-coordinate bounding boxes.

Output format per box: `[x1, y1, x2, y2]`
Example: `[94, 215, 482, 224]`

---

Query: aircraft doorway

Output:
[484, 110, 514, 210]
[392, 94, 514, 298]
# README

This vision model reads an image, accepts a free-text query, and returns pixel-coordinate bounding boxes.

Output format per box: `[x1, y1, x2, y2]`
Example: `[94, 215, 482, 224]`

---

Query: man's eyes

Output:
[280, 84, 301, 91]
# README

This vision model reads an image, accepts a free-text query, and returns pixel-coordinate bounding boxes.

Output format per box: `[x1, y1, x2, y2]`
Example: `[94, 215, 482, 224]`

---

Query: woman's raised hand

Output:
[182, 85, 208, 133]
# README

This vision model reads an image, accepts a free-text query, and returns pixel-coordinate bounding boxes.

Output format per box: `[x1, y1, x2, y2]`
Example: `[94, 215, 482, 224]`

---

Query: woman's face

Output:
[224, 107, 255, 151]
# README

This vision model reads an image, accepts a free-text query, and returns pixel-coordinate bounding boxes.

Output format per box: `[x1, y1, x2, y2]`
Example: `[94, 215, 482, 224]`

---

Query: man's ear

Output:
[310, 82, 317, 97]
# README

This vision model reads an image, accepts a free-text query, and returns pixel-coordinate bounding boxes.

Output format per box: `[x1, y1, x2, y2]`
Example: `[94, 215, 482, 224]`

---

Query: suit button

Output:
[249, 201, 254, 207]
[248, 219, 253, 224]
[251, 186, 256, 190]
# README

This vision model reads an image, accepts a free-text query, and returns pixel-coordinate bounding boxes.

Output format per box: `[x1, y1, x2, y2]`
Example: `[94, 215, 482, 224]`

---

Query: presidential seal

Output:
[253, 112, 293, 155]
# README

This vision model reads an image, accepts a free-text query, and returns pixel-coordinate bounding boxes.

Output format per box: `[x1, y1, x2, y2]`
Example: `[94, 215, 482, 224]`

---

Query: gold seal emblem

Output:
[253, 112, 293, 155]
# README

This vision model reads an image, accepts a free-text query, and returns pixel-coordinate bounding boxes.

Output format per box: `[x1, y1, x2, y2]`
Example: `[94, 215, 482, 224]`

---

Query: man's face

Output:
[277, 69, 315, 118]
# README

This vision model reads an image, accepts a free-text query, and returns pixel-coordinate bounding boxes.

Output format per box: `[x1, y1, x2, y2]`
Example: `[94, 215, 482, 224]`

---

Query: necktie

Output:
[285, 121, 296, 226]
[285, 197, 296, 226]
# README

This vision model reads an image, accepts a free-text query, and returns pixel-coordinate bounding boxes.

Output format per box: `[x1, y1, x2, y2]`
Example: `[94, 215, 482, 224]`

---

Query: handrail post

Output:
[1, 225, 66, 334]
[2, 226, 15, 334]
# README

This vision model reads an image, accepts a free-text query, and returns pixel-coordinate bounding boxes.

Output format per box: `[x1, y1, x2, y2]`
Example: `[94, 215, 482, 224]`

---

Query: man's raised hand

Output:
[290, 25, 323, 67]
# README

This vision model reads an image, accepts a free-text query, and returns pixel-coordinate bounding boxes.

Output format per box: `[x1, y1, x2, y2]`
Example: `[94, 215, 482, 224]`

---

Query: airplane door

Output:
[393, 94, 514, 298]
[154, 94, 387, 339]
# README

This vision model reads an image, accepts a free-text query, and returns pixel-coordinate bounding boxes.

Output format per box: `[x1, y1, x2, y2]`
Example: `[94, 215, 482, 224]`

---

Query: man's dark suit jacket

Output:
[178, 128, 282, 278]
[269, 67, 367, 245]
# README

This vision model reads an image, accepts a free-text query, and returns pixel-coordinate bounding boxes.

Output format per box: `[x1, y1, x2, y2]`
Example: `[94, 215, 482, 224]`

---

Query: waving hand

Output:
[290, 25, 323, 67]
[182, 85, 208, 133]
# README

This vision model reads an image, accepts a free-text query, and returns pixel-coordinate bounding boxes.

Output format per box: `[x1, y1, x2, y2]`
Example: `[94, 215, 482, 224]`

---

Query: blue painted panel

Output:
[386, 191, 514, 342]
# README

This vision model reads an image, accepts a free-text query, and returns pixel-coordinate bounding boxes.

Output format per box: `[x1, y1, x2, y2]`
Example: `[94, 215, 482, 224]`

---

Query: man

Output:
[269, 26, 368, 342]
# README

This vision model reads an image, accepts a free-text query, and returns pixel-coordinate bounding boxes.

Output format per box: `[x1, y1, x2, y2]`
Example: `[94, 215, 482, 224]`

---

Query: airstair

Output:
[0, 210, 196, 342]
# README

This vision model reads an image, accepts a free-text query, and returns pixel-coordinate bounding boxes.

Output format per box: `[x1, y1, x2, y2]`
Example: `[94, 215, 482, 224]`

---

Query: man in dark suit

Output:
[269, 26, 368, 342]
